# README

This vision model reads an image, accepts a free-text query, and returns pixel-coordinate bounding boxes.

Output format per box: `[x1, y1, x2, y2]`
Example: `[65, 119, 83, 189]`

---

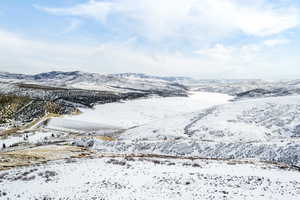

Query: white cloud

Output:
[34, 1, 115, 22]
[63, 19, 83, 33]
[36, 0, 300, 41]
[195, 44, 235, 61]
[1, 28, 299, 79]
[263, 39, 290, 46]
[0, 29, 252, 77]
[194, 37, 293, 71]
[0, 29, 207, 76]
[0, 0, 296, 79]
[195, 43, 260, 65]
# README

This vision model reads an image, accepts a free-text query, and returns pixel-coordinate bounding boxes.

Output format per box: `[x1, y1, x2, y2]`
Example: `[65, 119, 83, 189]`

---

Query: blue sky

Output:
[0, 0, 300, 78]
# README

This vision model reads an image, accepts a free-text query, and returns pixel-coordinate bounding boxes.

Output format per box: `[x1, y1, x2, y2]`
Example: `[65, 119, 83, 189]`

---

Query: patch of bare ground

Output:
[73, 135, 116, 141]
[0, 145, 92, 171]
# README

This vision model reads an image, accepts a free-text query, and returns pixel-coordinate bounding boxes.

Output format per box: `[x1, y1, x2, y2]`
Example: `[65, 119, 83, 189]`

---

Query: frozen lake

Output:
[55, 92, 233, 129]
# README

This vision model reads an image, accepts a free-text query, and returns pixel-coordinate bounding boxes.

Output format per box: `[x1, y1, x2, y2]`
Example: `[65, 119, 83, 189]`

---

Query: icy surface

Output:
[46, 118, 123, 136]
[63, 92, 232, 128]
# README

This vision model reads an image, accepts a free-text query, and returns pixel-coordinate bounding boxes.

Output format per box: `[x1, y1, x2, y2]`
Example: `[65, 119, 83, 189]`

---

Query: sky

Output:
[0, 0, 300, 79]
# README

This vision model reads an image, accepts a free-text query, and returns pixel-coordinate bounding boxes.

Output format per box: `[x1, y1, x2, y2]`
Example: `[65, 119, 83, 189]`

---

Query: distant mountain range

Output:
[1, 70, 300, 98]
[0, 71, 191, 93]
[0, 71, 194, 83]
[110, 72, 196, 82]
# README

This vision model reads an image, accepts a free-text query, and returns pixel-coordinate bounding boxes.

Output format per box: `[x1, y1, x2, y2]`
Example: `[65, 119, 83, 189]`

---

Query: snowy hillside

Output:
[192, 79, 300, 98]
[68, 94, 300, 168]
[122, 95, 300, 142]
[0, 71, 187, 94]
[2, 71, 300, 99]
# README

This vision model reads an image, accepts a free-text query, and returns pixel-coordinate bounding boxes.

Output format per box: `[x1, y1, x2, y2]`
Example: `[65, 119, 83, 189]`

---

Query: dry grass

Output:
[0, 153, 44, 171]
[0, 95, 31, 105]
[74, 135, 116, 141]
[3, 145, 86, 159]
[0, 95, 31, 124]
[0, 128, 20, 136]
[95, 136, 116, 141]
[71, 108, 82, 115]
[0, 145, 92, 171]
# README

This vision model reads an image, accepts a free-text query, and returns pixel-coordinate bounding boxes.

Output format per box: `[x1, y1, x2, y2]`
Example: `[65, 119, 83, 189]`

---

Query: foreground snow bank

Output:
[1, 157, 299, 200]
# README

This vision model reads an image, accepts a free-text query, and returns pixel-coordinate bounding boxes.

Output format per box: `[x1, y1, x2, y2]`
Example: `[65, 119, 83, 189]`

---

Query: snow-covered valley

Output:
[1, 72, 300, 199]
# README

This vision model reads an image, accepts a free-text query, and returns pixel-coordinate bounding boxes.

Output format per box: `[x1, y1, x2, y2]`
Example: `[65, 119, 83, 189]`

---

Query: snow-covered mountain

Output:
[0, 71, 188, 94]
[110, 73, 196, 84]
[2, 71, 300, 100]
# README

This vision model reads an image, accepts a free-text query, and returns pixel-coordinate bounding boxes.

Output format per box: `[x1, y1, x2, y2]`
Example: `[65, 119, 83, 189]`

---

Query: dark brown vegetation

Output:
[0, 95, 31, 123]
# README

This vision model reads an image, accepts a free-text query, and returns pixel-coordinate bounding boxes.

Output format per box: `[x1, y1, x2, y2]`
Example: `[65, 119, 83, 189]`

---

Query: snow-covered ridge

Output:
[0, 71, 188, 94]
[191, 79, 300, 98]
[2, 71, 300, 99]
